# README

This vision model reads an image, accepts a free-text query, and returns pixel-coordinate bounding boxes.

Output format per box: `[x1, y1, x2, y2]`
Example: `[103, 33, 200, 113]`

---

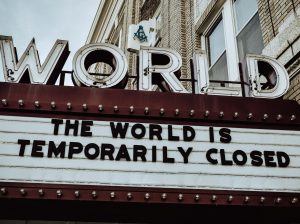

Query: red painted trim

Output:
[0, 182, 299, 207]
[0, 82, 299, 130]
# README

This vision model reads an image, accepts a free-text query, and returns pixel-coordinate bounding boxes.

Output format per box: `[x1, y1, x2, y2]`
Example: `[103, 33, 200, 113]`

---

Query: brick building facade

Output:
[87, 0, 300, 103]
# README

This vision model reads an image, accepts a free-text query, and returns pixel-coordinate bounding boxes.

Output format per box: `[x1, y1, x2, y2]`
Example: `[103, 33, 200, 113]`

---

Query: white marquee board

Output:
[0, 115, 300, 193]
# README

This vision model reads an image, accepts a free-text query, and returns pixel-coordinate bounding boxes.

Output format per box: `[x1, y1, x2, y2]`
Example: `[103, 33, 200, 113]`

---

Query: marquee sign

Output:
[0, 34, 299, 207]
[1, 116, 299, 192]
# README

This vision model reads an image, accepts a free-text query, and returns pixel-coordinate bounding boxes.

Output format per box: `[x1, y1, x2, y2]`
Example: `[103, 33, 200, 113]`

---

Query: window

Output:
[204, 0, 263, 89]
[233, 0, 264, 61]
[207, 17, 228, 85]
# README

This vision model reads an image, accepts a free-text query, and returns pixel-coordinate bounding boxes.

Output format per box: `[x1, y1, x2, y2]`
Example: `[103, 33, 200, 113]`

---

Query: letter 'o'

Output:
[73, 43, 128, 88]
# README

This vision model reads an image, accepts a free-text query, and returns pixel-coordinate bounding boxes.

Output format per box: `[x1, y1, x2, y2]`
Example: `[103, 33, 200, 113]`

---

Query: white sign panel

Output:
[0, 115, 300, 192]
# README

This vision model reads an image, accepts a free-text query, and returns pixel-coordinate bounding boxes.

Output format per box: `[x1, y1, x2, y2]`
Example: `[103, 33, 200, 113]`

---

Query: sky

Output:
[0, 0, 100, 81]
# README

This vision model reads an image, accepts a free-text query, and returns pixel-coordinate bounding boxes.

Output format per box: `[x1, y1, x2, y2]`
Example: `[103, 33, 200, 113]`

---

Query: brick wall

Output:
[258, 0, 298, 45]
[258, 0, 300, 104]
[152, 0, 195, 91]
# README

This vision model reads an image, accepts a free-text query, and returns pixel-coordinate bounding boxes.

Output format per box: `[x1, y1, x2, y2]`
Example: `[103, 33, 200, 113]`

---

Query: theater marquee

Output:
[0, 34, 299, 207]
[0, 115, 299, 192]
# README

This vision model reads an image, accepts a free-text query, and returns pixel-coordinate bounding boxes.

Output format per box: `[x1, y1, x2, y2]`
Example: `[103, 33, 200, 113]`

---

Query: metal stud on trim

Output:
[227, 195, 233, 203]
[34, 101, 40, 108]
[211, 195, 217, 202]
[144, 107, 149, 115]
[244, 196, 250, 203]
[129, 106, 134, 113]
[260, 196, 265, 203]
[98, 104, 103, 112]
[18, 99, 24, 107]
[194, 194, 200, 201]
[291, 197, 298, 204]
[161, 193, 167, 200]
[178, 194, 184, 201]
[291, 115, 296, 121]
[247, 113, 253, 120]
[38, 189, 44, 197]
[160, 108, 165, 116]
[56, 190, 63, 198]
[82, 104, 88, 111]
[204, 110, 210, 117]
[110, 192, 115, 199]
[174, 108, 180, 116]
[144, 193, 150, 200]
[233, 112, 239, 119]
[190, 109, 195, 117]
[127, 192, 132, 200]
[50, 101, 56, 109]
[67, 102, 72, 110]
[0, 188, 7, 195]
[1, 99, 7, 106]
[275, 197, 282, 204]
[219, 111, 224, 118]
[20, 189, 26, 196]
[276, 114, 282, 121]
[74, 190, 80, 198]
[263, 114, 268, 120]
[113, 106, 119, 112]
[91, 191, 97, 198]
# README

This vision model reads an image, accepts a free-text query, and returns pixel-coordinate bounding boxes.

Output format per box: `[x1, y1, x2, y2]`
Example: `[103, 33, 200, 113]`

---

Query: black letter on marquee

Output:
[131, 124, 146, 139]
[110, 122, 129, 138]
[277, 151, 290, 168]
[81, 121, 93, 137]
[48, 141, 66, 158]
[68, 142, 83, 158]
[18, 139, 30, 156]
[152, 146, 157, 162]
[232, 150, 247, 165]
[65, 120, 79, 136]
[209, 127, 214, 143]
[32, 140, 45, 157]
[183, 126, 195, 142]
[219, 128, 231, 143]
[264, 151, 277, 167]
[220, 149, 233, 165]
[51, 119, 63, 135]
[101, 144, 115, 160]
[168, 125, 179, 141]
[178, 147, 193, 163]
[163, 146, 175, 163]
[206, 148, 218, 165]
[84, 143, 100, 160]
[115, 144, 131, 161]
[133, 145, 147, 161]
[149, 124, 162, 140]
[250, 151, 263, 166]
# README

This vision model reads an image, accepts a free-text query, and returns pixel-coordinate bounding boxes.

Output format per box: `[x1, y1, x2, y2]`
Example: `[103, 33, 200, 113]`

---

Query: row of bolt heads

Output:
[1, 99, 297, 121]
[0, 188, 298, 204]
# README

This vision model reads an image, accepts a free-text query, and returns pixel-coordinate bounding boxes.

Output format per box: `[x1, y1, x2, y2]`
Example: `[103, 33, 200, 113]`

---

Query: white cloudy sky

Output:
[0, 0, 100, 81]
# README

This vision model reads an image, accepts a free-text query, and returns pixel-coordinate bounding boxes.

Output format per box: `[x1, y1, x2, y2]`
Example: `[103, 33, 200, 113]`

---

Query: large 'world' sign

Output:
[0, 35, 290, 98]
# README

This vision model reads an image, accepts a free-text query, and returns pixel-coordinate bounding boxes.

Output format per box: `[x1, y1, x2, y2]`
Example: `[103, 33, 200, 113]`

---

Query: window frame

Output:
[203, 0, 240, 84]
